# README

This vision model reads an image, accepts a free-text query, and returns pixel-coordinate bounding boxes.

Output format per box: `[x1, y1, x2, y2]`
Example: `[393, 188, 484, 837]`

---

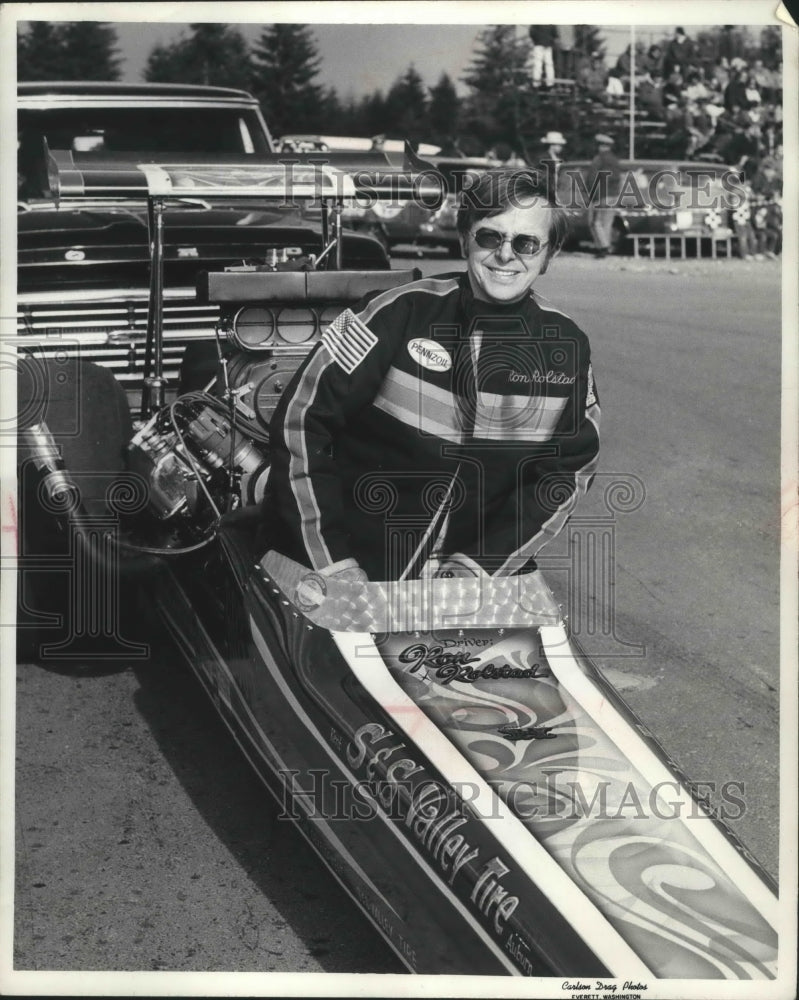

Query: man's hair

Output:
[456, 169, 570, 263]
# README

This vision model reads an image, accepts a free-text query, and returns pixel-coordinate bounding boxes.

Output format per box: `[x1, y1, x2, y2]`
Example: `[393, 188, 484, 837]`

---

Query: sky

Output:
[41, 19, 674, 98]
[12, 5, 770, 98]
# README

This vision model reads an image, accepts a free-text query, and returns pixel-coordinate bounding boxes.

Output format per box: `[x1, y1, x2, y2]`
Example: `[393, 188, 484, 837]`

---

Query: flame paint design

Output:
[379, 628, 777, 980]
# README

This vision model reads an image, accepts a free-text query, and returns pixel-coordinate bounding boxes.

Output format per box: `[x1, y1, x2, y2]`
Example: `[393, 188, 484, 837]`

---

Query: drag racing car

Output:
[12, 147, 780, 980]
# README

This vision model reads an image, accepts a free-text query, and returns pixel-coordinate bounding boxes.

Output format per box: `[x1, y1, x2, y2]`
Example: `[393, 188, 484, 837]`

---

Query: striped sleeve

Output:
[265, 278, 459, 571]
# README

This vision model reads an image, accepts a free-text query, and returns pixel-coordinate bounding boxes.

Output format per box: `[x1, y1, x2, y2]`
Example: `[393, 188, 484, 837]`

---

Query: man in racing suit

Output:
[264, 170, 600, 582]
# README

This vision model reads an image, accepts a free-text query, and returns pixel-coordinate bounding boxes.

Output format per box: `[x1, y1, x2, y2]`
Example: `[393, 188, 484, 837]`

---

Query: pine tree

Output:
[18, 21, 121, 81]
[144, 23, 252, 89]
[574, 25, 606, 60]
[383, 65, 429, 144]
[460, 26, 531, 151]
[59, 22, 121, 80]
[18, 22, 67, 80]
[428, 73, 461, 142]
[249, 24, 323, 137]
[357, 91, 388, 137]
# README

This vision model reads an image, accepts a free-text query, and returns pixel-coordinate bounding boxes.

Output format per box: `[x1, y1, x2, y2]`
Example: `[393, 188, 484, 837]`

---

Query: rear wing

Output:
[45, 146, 445, 207]
[42, 145, 444, 419]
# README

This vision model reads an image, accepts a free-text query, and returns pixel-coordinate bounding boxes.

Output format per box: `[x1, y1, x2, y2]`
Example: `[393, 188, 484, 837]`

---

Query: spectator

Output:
[711, 58, 731, 93]
[684, 69, 710, 103]
[664, 27, 695, 78]
[727, 122, 762, 180]
[643, 44, 665, 77]
[691, 99, 716, 147]
[606, 74, 625, 100]
[578, 51, 609, 101]
[751, 59, 773, 98]
[586, 133, 621, 258]
[611, 44, 633, 79]
[529, 25, 558, 88]
[555, 25, 577, 78]
[750, 161, 781, 258]
[718, 25, 743, 64]
[662, 71, 684, 123]
[732, 183, 756, 259]
[637, 70, 665, 119]
[742, 71, 762, 115]
[723, 71, 750, 112]
[536, 130, 566, 194]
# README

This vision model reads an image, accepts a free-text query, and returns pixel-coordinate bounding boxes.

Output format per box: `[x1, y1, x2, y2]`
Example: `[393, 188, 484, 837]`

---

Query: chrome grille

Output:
[15, 288, 220, 386]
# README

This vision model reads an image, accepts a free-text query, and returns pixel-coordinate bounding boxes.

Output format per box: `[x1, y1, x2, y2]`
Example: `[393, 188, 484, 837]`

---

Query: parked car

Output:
[556, 159, 742, 253]
[417, 158, 743, 257]
[16, 82, 389, 395]
[277, 134, 442, 158]
[414, 157, 500, 256]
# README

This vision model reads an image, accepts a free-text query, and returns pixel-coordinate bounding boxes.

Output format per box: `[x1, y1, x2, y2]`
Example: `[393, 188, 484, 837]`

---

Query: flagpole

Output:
[629, 24, 636, 159]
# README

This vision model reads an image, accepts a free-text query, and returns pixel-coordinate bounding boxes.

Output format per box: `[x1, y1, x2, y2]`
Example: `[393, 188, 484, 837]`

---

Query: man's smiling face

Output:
[462, 201, 553, 304]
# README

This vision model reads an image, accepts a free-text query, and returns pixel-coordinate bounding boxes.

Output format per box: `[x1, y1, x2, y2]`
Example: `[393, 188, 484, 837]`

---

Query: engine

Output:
[127, 393, 270, 535]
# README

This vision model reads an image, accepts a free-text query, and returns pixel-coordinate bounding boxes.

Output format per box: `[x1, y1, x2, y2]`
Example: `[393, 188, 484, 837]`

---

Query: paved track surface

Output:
[12, 252, 785, 977]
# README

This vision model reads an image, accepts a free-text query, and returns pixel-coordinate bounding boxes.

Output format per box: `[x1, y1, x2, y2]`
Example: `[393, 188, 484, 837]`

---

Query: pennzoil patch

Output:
[321, 309, 378, 373]
[586, 363, 597, 407]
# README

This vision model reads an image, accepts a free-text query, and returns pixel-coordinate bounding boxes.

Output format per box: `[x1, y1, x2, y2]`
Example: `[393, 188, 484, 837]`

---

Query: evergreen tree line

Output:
[17, 21, 605, 154]
[17, 22, 781, 157]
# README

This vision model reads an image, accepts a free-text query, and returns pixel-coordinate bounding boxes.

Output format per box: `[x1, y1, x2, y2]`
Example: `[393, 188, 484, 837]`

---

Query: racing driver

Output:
[263, 169, 600, 582]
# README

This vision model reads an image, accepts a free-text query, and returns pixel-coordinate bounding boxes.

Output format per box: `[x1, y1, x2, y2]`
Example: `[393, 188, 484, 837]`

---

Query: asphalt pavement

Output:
[11, 252, 785, 980]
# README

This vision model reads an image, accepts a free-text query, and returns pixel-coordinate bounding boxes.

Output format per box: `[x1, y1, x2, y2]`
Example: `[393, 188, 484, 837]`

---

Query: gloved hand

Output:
[318, 558, 369, 584]
[425, 553, 488, 579]
[295, 558, 368, 612]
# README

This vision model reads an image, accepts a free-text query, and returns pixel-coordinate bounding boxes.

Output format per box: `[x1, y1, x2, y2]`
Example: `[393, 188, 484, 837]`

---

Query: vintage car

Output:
[416, 159, 743, 257]
[341, 155, 496, 255]
[13, 136, 779, 979]
[556, 158, 741, 253]
[16, 82, 391, 396]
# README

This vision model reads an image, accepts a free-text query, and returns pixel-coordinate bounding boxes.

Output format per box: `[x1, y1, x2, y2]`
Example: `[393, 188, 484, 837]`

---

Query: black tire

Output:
[16, 357, 152, 666]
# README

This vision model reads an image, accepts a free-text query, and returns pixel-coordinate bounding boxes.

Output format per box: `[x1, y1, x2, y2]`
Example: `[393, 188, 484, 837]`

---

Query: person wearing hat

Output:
[664, 27, 695, 78]
[586, 133, 621, 257]
[536, 130, 566, 196]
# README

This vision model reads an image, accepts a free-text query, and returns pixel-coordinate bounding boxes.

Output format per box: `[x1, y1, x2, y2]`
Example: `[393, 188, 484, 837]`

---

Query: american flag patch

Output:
[321, 309, 378, 373]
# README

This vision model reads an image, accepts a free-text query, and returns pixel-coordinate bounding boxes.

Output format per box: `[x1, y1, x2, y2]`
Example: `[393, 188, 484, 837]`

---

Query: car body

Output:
[417, 159, 743, 256]
[14, 146, 779, 977]
[555, 159, 741, 252]
[16, 82, 389, 394]
[277, 134, 442, 157]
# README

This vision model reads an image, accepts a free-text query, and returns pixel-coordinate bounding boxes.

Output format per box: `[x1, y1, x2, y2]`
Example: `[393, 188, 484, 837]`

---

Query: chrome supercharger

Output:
[127, 397, 270, 523]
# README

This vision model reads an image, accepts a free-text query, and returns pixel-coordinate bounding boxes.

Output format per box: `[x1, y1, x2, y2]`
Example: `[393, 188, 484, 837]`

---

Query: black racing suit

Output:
[263, 272, 600, 580]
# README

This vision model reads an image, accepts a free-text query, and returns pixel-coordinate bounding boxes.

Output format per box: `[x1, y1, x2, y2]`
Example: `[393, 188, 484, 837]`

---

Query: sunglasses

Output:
[471, 228, 548, 257]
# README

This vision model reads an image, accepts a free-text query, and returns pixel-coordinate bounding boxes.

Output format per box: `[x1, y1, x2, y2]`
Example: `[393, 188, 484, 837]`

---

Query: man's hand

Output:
[318, 558, 369, 584]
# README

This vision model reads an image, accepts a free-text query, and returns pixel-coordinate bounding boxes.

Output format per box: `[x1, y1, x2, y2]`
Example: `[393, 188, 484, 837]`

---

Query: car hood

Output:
[18, 200, 387, 291]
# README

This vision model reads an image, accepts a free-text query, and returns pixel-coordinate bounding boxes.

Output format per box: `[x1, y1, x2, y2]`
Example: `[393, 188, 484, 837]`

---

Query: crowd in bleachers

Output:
[572, 26, 783, 177]
[528, 25, 783, 259]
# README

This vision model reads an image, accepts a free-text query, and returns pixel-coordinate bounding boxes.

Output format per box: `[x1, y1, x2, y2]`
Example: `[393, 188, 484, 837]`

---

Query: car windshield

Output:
[18, 106, 271, 198]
